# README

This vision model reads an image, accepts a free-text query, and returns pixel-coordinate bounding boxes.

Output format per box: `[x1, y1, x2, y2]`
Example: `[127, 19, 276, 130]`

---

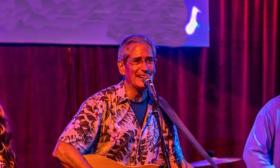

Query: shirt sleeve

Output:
[243, 105, 276, 168]
[59, 97, 103, 154]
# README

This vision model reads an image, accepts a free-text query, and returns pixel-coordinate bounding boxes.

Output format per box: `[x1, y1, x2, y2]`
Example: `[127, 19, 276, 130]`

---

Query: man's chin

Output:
[135, 83, 146, 90]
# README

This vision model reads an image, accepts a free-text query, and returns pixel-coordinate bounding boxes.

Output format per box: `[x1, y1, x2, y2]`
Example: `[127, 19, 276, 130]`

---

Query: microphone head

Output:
[144, 78, 153, 87]
[144, 78, 158, 103]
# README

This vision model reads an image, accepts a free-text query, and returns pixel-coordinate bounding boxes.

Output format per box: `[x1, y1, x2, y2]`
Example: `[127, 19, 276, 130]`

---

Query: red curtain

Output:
[0, 0, 279, 167]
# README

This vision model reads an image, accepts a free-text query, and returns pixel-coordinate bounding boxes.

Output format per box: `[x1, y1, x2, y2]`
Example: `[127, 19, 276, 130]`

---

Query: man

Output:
[53, 34, 190, 168]
[243, 95, 280, 168]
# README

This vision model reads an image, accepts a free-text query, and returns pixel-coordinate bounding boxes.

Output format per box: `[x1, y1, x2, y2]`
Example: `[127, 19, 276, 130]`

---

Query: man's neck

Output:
[124, 82, 147, 102]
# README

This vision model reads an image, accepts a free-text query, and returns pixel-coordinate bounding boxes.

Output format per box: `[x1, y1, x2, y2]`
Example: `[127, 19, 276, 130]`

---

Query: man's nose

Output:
[140, 63, 154, 77]
[140, 60, 149, 69]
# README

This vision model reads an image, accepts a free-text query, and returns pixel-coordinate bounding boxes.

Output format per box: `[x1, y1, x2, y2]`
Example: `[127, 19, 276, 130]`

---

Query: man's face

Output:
[118, 43, 156, 90]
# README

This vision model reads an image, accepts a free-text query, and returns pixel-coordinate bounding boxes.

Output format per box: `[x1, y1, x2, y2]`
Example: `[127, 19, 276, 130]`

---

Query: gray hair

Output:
[117, 34, 157, 62]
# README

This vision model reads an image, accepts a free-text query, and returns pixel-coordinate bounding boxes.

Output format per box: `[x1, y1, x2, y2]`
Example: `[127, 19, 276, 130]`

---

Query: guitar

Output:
[83, 154, 160, 168]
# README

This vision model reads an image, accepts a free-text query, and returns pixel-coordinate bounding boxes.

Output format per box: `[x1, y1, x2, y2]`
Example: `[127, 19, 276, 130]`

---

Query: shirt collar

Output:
[115, 80, 150, 104]
[115, 80, 129, 104]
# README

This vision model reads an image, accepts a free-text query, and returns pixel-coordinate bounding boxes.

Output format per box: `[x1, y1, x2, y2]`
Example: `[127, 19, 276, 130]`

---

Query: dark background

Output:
[0, 0, 279, 167]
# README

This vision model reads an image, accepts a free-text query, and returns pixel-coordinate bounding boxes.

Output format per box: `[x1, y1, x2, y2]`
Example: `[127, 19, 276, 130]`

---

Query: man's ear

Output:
[117, 61, 125, 76]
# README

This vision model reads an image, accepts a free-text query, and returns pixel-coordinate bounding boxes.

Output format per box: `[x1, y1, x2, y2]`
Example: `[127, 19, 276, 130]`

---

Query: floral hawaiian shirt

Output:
[59, 81, 184, 167]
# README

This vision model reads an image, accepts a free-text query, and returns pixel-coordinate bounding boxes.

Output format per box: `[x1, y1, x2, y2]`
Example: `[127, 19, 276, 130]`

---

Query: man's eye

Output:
[132, 58, 142, 63]
[146, 57, 154, 63]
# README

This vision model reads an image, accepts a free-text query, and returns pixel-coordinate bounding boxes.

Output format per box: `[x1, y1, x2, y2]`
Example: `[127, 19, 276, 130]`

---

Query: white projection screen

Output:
[0, 0, 209, 47]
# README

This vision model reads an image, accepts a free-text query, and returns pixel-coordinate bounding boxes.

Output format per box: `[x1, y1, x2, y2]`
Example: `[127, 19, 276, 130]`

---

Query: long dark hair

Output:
[0, 105, 15, 168]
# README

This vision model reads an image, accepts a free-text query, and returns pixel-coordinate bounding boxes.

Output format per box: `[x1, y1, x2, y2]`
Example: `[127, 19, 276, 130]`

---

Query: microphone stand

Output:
[152, 100, 171, 168]
[158, 97, 218, 168]
[145, 79, 217, 168]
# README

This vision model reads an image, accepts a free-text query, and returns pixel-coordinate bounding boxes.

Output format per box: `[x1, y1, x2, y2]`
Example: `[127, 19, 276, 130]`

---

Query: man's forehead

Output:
[123, 43, 153, 55]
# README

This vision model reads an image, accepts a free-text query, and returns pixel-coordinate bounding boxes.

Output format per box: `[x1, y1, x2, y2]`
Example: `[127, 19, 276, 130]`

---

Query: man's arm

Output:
[53, 96, 103, 168]
[52, 141, 92, 168]
[243, 106, 275, 168]
[168, 125, 193, 168]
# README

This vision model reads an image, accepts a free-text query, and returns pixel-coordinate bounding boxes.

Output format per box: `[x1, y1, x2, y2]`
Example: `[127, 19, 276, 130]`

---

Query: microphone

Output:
[144, 78, 158, 104]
